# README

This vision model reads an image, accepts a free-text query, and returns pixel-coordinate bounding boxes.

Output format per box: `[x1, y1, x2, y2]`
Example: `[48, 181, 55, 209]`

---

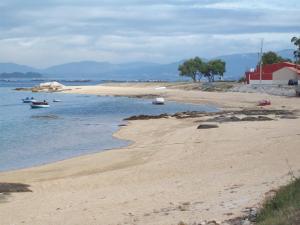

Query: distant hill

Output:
[277, 49, 294, 59]
[214, 49, 294, 80]
[0, 63, 37, 74]
[41, 61, 182, 81]
[0, 72, 42, 79]
[0, 49, 294, 81]
[44, 61, 114, 76]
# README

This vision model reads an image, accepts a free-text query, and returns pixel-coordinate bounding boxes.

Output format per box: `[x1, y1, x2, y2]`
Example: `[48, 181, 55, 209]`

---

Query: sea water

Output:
[0, 81, 218, 171]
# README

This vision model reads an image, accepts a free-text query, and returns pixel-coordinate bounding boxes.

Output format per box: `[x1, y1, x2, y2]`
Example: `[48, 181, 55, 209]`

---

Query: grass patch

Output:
[256, 178, 300, 225]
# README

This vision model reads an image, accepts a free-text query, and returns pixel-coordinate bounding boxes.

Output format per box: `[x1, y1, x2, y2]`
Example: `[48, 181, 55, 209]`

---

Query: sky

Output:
[0, 0, 299, 68]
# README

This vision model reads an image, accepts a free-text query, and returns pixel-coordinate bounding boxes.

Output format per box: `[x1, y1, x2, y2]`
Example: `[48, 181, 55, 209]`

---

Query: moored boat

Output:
[22, 97, 36, 103]
[152, 97, 165, 105]
[53, 99, 62, 102]
[31, 101, 50, 108]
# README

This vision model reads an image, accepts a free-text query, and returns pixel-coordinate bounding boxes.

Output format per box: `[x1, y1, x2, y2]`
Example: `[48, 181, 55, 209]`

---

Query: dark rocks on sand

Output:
[206, 116, 240, 123]
[124, 113, 169, 120]
[280, 115, 299, 119]
[239, 109, 292, 116]
[241, 116, 273, 121]
[0, 183, 32, 193]
[197, 124, 219, 129]
[206, 115, 273, 123]
[172, 111, 207, 119]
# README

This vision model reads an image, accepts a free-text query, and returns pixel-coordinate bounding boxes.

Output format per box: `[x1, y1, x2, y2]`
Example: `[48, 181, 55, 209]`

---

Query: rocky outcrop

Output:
[197, 124, 219, 129]
[124, 113, 169, 120]
[0, 183, 32, 193]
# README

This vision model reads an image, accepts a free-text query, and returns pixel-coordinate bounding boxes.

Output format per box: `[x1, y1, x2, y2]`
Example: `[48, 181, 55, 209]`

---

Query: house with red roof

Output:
[245, 62, 300, 85]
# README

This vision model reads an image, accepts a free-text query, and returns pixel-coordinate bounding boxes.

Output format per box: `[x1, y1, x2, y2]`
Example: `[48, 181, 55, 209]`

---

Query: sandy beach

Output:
[1, 82, 300, 225]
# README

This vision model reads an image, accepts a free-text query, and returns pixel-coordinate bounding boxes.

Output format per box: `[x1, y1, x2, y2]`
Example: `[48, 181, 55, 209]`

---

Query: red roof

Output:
[285, 67, 300, 75]
[251, 62, 297, 74]
[245, 62, 300, 83]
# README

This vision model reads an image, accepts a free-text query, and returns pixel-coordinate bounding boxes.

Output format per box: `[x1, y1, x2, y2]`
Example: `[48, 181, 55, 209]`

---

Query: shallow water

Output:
[0, 82, 218, 172]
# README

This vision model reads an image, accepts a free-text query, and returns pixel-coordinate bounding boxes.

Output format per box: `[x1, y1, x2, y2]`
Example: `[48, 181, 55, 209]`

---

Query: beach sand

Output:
[1, 82, 300, 225]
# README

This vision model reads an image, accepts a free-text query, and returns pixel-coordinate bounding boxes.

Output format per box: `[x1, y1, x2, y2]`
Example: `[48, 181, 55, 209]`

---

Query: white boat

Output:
[22, 97, 36, 103]
[53, 99, 62, 102]
[31, 101, 50, 108]
[152, 97, 165, 105]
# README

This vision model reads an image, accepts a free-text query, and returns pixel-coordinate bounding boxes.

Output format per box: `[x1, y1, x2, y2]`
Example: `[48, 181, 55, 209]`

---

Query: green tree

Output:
[178, 57, 226, 82]
[261, 51, 285, 65]
[207, 59, 226, 82]
[291, 36, 300, 63]
[178, 57, 204, 82]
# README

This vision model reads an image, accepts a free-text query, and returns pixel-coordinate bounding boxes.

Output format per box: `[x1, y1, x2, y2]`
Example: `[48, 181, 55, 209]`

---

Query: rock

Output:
[28, 81, 67, 92]
[280, 115, 298, 119]
[0, 183, 32, 193]
[207, 220, 220, 225]
[124, 113, 169, 120]
[220, 222, 231, 225]
[241, 116, 273, 121]
[39, 81, 66, 89]
[206, 115, 240, 123]
[248, 208, 258, 222]
[14, 87, 31, 91]
[197, 124, 219, 129]
[241, 219, 251, 225]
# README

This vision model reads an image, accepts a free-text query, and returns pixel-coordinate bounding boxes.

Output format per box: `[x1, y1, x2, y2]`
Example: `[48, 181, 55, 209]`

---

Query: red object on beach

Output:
[258, 99, 271, 106]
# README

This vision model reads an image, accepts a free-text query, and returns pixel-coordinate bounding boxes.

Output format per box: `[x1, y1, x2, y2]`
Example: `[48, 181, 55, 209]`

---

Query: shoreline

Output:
[1, 82, 300, 225]
[0, 87, 217, 173]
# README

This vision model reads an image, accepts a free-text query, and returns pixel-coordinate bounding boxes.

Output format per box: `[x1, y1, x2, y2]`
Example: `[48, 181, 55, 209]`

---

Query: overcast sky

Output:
[0, 0, 299, 68]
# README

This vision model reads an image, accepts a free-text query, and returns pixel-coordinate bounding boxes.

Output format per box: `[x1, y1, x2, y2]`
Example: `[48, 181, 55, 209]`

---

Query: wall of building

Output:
[273, 68, 299, 85]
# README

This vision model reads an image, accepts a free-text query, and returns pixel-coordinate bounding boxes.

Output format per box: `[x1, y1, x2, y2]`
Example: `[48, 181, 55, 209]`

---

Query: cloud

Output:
[0, 0, 299, 67]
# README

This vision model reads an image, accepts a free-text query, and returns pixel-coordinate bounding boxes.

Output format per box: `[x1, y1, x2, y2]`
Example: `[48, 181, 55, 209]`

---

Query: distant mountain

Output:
[214, 49, 294, 80]
[42, 61, 182, 81]
[0, 63, 37, 74]
[0, 72, 42, 79]
[0, 49, 294, 81]
[44, 61, 114, 76]
[277, 49, 295, 59]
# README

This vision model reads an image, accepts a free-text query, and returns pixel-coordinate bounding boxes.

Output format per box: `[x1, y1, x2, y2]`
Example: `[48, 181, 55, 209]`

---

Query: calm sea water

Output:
[0, 81, 218, 172]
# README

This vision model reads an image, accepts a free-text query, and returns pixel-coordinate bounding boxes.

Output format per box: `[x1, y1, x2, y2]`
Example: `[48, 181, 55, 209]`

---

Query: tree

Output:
[291, 36, 300, 63]
[206, 59, 226, 82]
[261, 51, 285, 65]
[178, 57, 204, 82]
[178, 57, 226, 82]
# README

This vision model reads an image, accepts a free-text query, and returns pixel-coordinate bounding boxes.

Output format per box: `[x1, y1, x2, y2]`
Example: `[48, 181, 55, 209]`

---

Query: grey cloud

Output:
[0, 0, 299, 66]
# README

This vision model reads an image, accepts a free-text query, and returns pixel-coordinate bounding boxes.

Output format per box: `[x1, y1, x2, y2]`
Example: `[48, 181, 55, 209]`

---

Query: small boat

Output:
[152, 97, 165, 105]
[22, 97, 36, 103]
[53, 99, 62, 102]
[31, 101, 50, 108]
